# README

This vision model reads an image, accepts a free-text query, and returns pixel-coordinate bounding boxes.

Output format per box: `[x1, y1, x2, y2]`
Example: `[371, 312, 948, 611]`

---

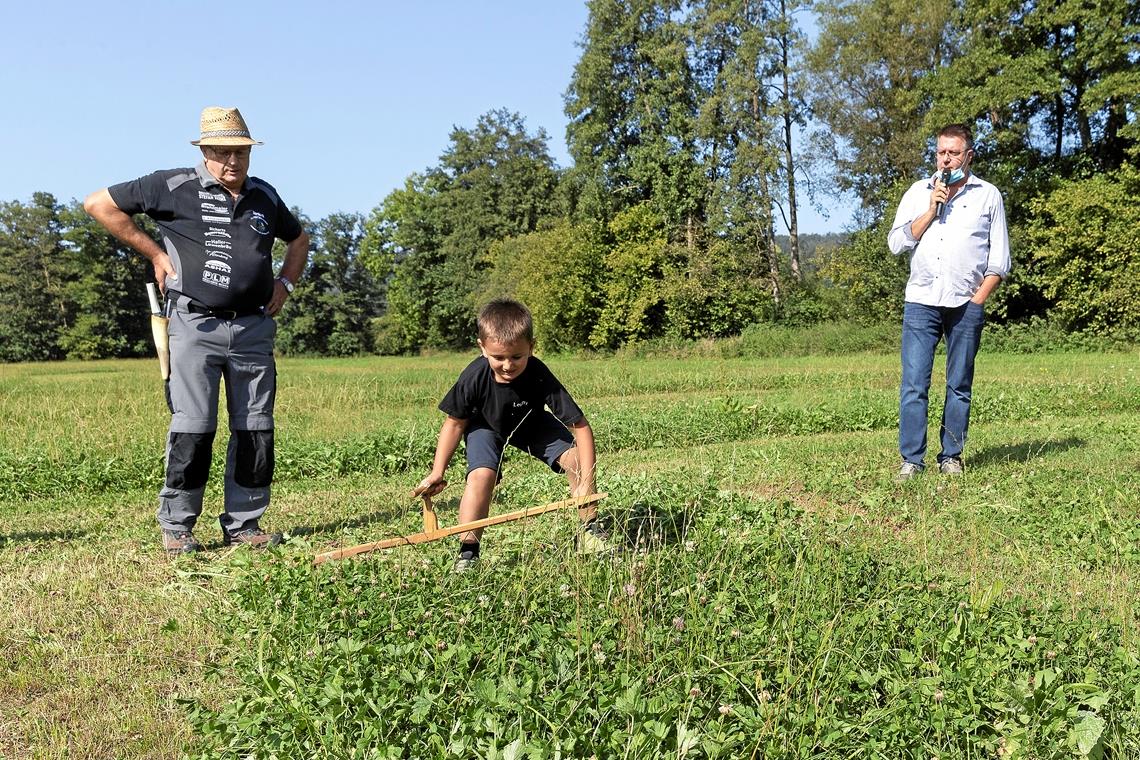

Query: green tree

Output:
[0, 193, 68, 362]
[57, 202, 152, 359]
[589, 203, 677, 348]
[566, 0, 704, 241]
[1025, 165, 1140, 331]
[372, 110, 560, 352]
[807, 0, 954, 219]
[277, 212, 378, 356]
[482, 221, 607, 352]
[926, 0, 1138, 174]
[815, 215, 909, 324]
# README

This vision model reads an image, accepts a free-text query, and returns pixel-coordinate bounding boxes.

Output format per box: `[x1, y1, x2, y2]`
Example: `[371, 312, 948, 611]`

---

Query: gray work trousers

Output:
[157, 298, 277, 535]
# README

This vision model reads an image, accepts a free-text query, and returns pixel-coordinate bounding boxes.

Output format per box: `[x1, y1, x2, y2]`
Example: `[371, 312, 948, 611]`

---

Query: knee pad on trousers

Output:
[234, 429, 275, 488]
[166, 431, 216, 490]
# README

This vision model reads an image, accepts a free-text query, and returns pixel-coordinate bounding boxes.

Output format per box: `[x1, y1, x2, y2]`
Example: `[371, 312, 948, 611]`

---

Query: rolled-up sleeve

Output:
[985, 191, 1011, 279]
[887, 183, 925, 255]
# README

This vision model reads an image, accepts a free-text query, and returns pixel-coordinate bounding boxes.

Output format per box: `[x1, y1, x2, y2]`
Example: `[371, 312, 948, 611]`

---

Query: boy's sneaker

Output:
[452, 547, 480, 574]
[896, 462, 923, 482]
[576, 520, 618, 555]
[223, 527, 282, 549]
[452, 555, 480, 574]
[162, 529, 201, 555]
[939, 457, 964, 475]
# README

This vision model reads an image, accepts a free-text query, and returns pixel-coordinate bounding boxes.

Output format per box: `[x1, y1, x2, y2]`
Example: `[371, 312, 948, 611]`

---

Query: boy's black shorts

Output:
[464, 411, 575, 475]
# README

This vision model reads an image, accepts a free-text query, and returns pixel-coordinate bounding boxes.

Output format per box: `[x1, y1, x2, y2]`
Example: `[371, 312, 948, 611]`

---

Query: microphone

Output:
[935, 169, 951, 218]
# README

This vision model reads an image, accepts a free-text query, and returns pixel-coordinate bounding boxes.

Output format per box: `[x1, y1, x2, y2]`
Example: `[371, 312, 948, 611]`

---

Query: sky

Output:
[3, 0, 854, 235]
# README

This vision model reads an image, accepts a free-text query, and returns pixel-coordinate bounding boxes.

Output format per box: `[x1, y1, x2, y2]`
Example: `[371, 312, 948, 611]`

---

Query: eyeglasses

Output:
[936, 149, 966, 158]
[206, 147, 251, 161]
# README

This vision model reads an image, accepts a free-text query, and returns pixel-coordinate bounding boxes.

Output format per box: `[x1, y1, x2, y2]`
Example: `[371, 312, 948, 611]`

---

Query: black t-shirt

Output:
[108, 164, 303, 310]
[439, 356, 585, 436]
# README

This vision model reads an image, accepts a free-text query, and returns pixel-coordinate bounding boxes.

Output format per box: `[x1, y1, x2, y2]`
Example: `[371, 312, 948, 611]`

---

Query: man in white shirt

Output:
[887, 123, 1011, 480]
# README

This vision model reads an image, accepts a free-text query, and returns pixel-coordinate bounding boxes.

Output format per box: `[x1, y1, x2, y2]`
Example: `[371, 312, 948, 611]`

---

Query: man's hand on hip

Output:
[152, 254, 177, 295]
[266, 279, 289, 316]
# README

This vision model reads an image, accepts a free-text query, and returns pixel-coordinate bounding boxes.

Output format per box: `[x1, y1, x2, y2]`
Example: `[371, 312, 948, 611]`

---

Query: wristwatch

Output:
[277, 276, 295, 294]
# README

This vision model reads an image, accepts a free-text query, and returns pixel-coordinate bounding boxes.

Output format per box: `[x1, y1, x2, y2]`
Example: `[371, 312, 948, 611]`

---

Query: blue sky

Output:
[3, 0, 853, 234]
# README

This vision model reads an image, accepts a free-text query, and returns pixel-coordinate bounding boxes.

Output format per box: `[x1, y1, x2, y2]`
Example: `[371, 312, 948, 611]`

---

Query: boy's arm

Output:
[416, 415, 467, 496]
[569, 420, 596, 497]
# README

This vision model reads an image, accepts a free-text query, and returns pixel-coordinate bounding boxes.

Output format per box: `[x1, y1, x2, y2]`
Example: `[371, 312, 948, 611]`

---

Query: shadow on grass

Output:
[289, 498, 456, 541]
[0, 529, 91, 548]
[609, 501, 695, 550]
[971, 437, 1085, 467]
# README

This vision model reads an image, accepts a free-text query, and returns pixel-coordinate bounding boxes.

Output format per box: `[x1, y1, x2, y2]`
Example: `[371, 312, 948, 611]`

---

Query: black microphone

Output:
[935, 169, 951, 218]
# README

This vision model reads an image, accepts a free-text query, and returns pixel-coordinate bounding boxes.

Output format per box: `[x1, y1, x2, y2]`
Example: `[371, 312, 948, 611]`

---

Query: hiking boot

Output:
[162, 529, 201, 555]
[939, 457, 964, 475]
[223, 527, 282, 549]
[576, 519, 618, 555]
[896, 462, 923, 482]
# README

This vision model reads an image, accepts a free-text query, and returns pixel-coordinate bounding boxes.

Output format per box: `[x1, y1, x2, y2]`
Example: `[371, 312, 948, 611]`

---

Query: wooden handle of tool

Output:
[313, 492, 607, 565]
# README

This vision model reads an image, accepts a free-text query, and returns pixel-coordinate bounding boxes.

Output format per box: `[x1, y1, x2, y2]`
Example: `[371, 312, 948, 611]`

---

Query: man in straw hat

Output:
[85, 106, 309, 554]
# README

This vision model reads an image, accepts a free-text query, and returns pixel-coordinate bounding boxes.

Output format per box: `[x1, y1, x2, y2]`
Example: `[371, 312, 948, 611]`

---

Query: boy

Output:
[415, 299, 611, 571]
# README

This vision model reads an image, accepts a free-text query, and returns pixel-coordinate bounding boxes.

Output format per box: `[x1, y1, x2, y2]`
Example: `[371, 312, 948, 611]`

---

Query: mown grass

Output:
[1, 347, 1137, 758]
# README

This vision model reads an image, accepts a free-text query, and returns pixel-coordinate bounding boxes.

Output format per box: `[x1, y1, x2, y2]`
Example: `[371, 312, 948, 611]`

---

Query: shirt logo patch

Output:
[204, 260, 232, 273]
[198, 190, 227, 201]
[249, 211, 270, 235]
[202, 214, 231, 224]
[202, 270, 230, 289]
[205, 227, 232, 238]
[200, 202, 229, 214]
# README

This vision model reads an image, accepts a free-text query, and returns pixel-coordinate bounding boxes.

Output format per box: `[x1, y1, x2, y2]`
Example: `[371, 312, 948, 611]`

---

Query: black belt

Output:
[170, 292, 264, 319]
[185, 302, 264, 319]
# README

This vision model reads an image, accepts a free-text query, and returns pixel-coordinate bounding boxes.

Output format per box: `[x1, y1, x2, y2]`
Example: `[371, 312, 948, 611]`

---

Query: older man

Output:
[888, 123, 1011, 481]
[85, 107, 309, 553]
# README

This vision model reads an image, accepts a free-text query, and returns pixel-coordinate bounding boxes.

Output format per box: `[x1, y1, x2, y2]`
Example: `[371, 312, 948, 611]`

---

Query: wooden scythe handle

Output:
[313, 492, 607, 565]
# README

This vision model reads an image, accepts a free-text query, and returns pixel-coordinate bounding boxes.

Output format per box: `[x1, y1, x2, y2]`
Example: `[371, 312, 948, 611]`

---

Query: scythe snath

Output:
[313, 490, 607, 565]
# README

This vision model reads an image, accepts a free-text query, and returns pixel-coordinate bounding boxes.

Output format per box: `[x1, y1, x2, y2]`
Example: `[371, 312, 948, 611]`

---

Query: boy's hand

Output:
[414, 476, 448, 497]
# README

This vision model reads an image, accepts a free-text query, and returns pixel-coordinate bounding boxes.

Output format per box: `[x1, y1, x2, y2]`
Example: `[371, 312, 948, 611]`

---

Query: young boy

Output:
[415, 299, 611, 571]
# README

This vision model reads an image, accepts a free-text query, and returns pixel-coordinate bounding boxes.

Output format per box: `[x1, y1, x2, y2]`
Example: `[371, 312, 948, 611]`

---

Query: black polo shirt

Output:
[108, 163, 303, 310]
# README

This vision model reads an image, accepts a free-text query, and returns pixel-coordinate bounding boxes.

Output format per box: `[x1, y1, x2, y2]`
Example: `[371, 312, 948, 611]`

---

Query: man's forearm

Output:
[83, 189, 165, 262]
[280, 232, 309, 284]
[908, 206, 938, 242]
[971, 274, 1002, 305]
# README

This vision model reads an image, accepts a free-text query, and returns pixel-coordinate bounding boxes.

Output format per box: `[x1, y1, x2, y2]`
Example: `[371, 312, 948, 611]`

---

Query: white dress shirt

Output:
[888, 172, 1011, 307]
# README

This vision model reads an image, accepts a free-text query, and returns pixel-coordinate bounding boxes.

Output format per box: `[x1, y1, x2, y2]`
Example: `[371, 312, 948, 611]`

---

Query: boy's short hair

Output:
[477, 299, 534, 344]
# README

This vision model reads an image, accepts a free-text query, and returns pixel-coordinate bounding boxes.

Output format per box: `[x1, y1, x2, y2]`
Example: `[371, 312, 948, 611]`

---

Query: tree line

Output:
[2, 0, 1136, 362]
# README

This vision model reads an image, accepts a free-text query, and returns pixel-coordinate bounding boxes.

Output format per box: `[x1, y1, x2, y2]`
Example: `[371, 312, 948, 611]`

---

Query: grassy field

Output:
[1, 347, 1138, 758]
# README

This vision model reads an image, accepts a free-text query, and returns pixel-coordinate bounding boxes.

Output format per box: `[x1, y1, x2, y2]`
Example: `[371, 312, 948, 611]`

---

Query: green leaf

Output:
[1070, 711, 1106, 757]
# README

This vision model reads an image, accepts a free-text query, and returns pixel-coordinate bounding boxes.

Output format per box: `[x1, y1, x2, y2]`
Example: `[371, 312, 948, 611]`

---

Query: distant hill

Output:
[776, 233, 848, 273]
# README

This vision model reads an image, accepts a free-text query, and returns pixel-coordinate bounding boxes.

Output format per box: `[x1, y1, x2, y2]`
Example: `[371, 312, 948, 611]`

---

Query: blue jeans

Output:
[899, 301, 985, 467]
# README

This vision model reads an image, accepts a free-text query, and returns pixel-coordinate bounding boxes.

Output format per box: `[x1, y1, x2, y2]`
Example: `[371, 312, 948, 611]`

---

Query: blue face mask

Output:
[937, 166, 967, 184]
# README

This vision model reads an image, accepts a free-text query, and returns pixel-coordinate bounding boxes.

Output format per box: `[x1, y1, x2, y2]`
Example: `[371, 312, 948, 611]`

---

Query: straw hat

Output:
[190, 106, 263, 146]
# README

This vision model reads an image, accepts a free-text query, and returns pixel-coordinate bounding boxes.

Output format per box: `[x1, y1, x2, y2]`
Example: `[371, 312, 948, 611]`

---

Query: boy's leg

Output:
[557, 447, 597, 524]
[456, 467, 497, 543]
[515, 412, 589, 518]
[458, 425, 505, 544]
